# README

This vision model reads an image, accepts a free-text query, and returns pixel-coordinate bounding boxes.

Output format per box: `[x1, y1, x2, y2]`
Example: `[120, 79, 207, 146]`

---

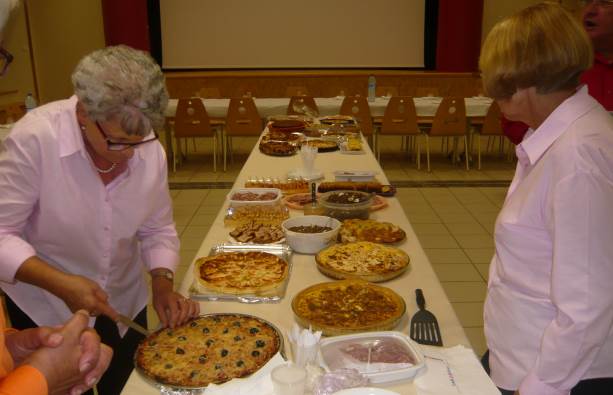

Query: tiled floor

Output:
[151, 134, 515, 357]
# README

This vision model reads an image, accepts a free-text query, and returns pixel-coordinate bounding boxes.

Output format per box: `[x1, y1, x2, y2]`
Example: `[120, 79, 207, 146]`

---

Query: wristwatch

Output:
[151, 269, 174, 282]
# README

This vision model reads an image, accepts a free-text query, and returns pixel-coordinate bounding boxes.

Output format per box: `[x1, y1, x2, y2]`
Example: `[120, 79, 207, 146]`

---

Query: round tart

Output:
[283, 193, 387, 211]
[339, 219, 406, 244]
[195, 251, 289, 294]
[315, 241, 409, 282]
[302, 139, 338, 152]
[292, 279, 405, 336]
[135, 314, 281, 388]
[258, 140, 297, 156]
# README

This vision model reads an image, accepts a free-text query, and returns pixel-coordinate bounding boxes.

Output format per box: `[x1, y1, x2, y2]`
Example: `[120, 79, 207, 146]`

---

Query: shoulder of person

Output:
[8, 98, 77, 147]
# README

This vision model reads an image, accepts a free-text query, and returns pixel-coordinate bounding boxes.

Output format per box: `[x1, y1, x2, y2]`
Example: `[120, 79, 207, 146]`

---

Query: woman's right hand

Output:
[57, 275, 119, 321]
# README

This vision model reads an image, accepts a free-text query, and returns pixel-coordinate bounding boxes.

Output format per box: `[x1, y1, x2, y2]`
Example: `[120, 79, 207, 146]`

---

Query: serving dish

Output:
[319, 190, 374, 221]
[227, 188, 282, 207]
[320, 331, 425, 385]
[281, 215, 341, 254]
[189, 243, 292, 303]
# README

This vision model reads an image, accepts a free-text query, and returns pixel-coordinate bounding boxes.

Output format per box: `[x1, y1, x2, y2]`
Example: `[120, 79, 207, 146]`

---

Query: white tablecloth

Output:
[121, 130, 474, 394]
[165, 96, 493, 119]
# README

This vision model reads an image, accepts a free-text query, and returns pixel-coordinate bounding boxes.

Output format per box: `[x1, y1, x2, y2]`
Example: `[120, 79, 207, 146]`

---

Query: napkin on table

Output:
[203, 353, 285, 395]
[414, 345, 500, 395]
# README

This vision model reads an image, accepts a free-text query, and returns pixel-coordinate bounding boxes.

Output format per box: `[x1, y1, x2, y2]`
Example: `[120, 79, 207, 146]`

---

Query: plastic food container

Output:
[319, 331, 426, 384]
[228, 188, 282, 206]
[333, 170, 377, 182]
[319, 190, 373, 221]
[281, 215, 341, 254]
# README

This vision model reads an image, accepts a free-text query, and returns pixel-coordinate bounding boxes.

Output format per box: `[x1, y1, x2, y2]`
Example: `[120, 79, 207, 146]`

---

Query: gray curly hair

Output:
[71, 45, 168, 136]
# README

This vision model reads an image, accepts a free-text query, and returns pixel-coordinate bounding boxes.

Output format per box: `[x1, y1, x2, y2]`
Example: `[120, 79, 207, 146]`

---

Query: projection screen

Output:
[160, 0, 426, 69]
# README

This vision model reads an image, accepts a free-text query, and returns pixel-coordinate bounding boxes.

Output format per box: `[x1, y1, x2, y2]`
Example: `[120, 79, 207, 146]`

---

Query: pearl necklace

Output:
[94, 162, 118, 174]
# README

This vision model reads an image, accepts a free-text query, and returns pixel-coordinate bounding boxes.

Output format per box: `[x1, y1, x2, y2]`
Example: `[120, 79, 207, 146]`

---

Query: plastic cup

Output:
[271, 363, 307, 395]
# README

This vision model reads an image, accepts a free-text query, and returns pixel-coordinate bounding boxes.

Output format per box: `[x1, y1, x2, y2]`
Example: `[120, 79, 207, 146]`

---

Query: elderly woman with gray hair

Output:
[0, 45, 199, 394]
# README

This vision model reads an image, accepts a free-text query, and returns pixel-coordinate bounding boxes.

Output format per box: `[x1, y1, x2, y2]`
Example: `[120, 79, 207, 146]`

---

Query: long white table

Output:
[165, 96, 493, 119]
[122, 130, 471, 394]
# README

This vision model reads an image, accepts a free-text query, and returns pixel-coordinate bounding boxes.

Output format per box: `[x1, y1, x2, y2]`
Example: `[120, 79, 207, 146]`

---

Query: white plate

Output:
[333, 388, 400, 395]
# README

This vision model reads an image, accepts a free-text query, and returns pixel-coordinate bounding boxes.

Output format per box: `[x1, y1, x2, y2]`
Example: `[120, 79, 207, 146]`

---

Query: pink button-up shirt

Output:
[0, 96, 179, 333]
[484, 86, 613, 394]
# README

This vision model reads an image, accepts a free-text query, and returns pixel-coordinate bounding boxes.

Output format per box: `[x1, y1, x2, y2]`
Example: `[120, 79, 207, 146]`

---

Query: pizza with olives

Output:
[135, 314, 281, 388]
[195, 251, 289, 294]
[292, 279, 405, 336]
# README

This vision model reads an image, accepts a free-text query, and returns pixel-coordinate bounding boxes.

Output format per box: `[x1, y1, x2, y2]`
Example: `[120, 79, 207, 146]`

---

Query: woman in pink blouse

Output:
[479, 3, 613, 395]
[0, 45, 199, 394]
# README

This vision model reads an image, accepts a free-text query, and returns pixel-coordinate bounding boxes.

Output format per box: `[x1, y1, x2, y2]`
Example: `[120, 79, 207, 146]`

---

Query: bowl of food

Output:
[281, 215, 341, 254]
[227, 188, 282, 207]
[319, 190, 374, 221]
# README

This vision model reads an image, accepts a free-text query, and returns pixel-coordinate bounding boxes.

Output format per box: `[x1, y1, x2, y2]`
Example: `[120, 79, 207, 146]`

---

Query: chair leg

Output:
[464, 135, 470, 170]
[192, 137, 197, 152]
[172, 137, 178, 173]
[213, 134, 217, 173]
[376, 134, 380, 162]
[426, 135, 431, 172]
[478, 134, 482, 170]
[223, 131, 227, 172]
[416, 136, 421, 170]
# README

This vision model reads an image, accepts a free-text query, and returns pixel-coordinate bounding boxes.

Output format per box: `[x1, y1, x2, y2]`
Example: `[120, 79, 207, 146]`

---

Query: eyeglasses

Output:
[581, 0, 613, 7]
[95, 121, 159, 151]
[0, 47, 14, 76]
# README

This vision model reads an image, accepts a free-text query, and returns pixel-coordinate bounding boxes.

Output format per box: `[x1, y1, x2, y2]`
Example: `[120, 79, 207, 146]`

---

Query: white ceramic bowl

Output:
[281, 215, 341, 254]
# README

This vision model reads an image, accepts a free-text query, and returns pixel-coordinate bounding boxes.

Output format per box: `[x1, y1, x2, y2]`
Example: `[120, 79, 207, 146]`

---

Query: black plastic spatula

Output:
[410, 288, 443, 346]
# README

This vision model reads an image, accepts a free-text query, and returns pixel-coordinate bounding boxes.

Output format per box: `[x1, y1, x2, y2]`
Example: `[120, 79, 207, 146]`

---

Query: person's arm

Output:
[0, 122, 118, 320]
[518, 171, 613, 395]
[137, 146, 199, 328]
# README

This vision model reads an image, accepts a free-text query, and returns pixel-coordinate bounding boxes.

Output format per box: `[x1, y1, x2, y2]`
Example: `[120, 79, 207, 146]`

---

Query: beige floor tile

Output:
[405, 211, 441, 224]
[423, 248, 470, 264]
[441, 282, 487, 302]
[411, 223, 450, 235]
[440, 212, 478, 224]
[454, 234, 495, 249]
[451, 302, 484, 327]
[464, 248, 494, 264]
[180, 249, 198, 267]
[182, 225, 213, 239]
[464, 327, 487, 357]
[189, 172, 219, 182]
[172, 189, 209, 205]
[445, 221, 488, 236]
[188, 213, 218, 226]
[429, 203, 467, 215]
[475, 264, 491, 282]
[180, 234, 208, 250]
[384, 169, 409, 180]
[195, 205, 221, 215]
[417, 234, 459, 249]
[172, 205, 200, 218]
[432, 264, 482, 282]
[175, 225, 186, 237]
[475, 216, 497, 234]
[462, 201, 501, 215]
[174, 214, 195, 227]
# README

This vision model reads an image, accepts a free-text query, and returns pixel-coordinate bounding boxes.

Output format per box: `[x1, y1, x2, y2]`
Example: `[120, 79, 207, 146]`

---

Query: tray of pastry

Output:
[244, 177, 310, 195]
[224, 204, 290, 227]
[189, 243, 293, 303]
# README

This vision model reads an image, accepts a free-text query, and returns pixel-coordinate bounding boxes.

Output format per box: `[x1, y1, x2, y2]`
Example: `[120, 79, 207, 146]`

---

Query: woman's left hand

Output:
[151, 277, 200, 328]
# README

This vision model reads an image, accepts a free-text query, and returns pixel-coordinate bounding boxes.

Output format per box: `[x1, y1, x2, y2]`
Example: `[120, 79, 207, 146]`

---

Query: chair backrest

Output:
[339, 95, 373, 136]
[287, 96, 319, 116]
[196, 87, 221, 98]
[376, 86, 399, 97]
[285, 86, 308, 97]
[174, 98, 213, 138]
[415, 87, 440, 97]
[226, 97, 262, 136]
[0, 102, 26, 124]
[380, 96, 420, 136]
[481, 101, 503, 136]
[430, 97, 467, 136]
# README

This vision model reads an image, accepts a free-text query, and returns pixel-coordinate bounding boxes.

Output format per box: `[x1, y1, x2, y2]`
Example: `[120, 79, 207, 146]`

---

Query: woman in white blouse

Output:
[0, 45, 199, 394]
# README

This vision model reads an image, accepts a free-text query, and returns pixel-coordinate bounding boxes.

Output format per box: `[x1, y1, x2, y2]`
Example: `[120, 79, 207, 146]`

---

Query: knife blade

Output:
[117, 314, 150, 337]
